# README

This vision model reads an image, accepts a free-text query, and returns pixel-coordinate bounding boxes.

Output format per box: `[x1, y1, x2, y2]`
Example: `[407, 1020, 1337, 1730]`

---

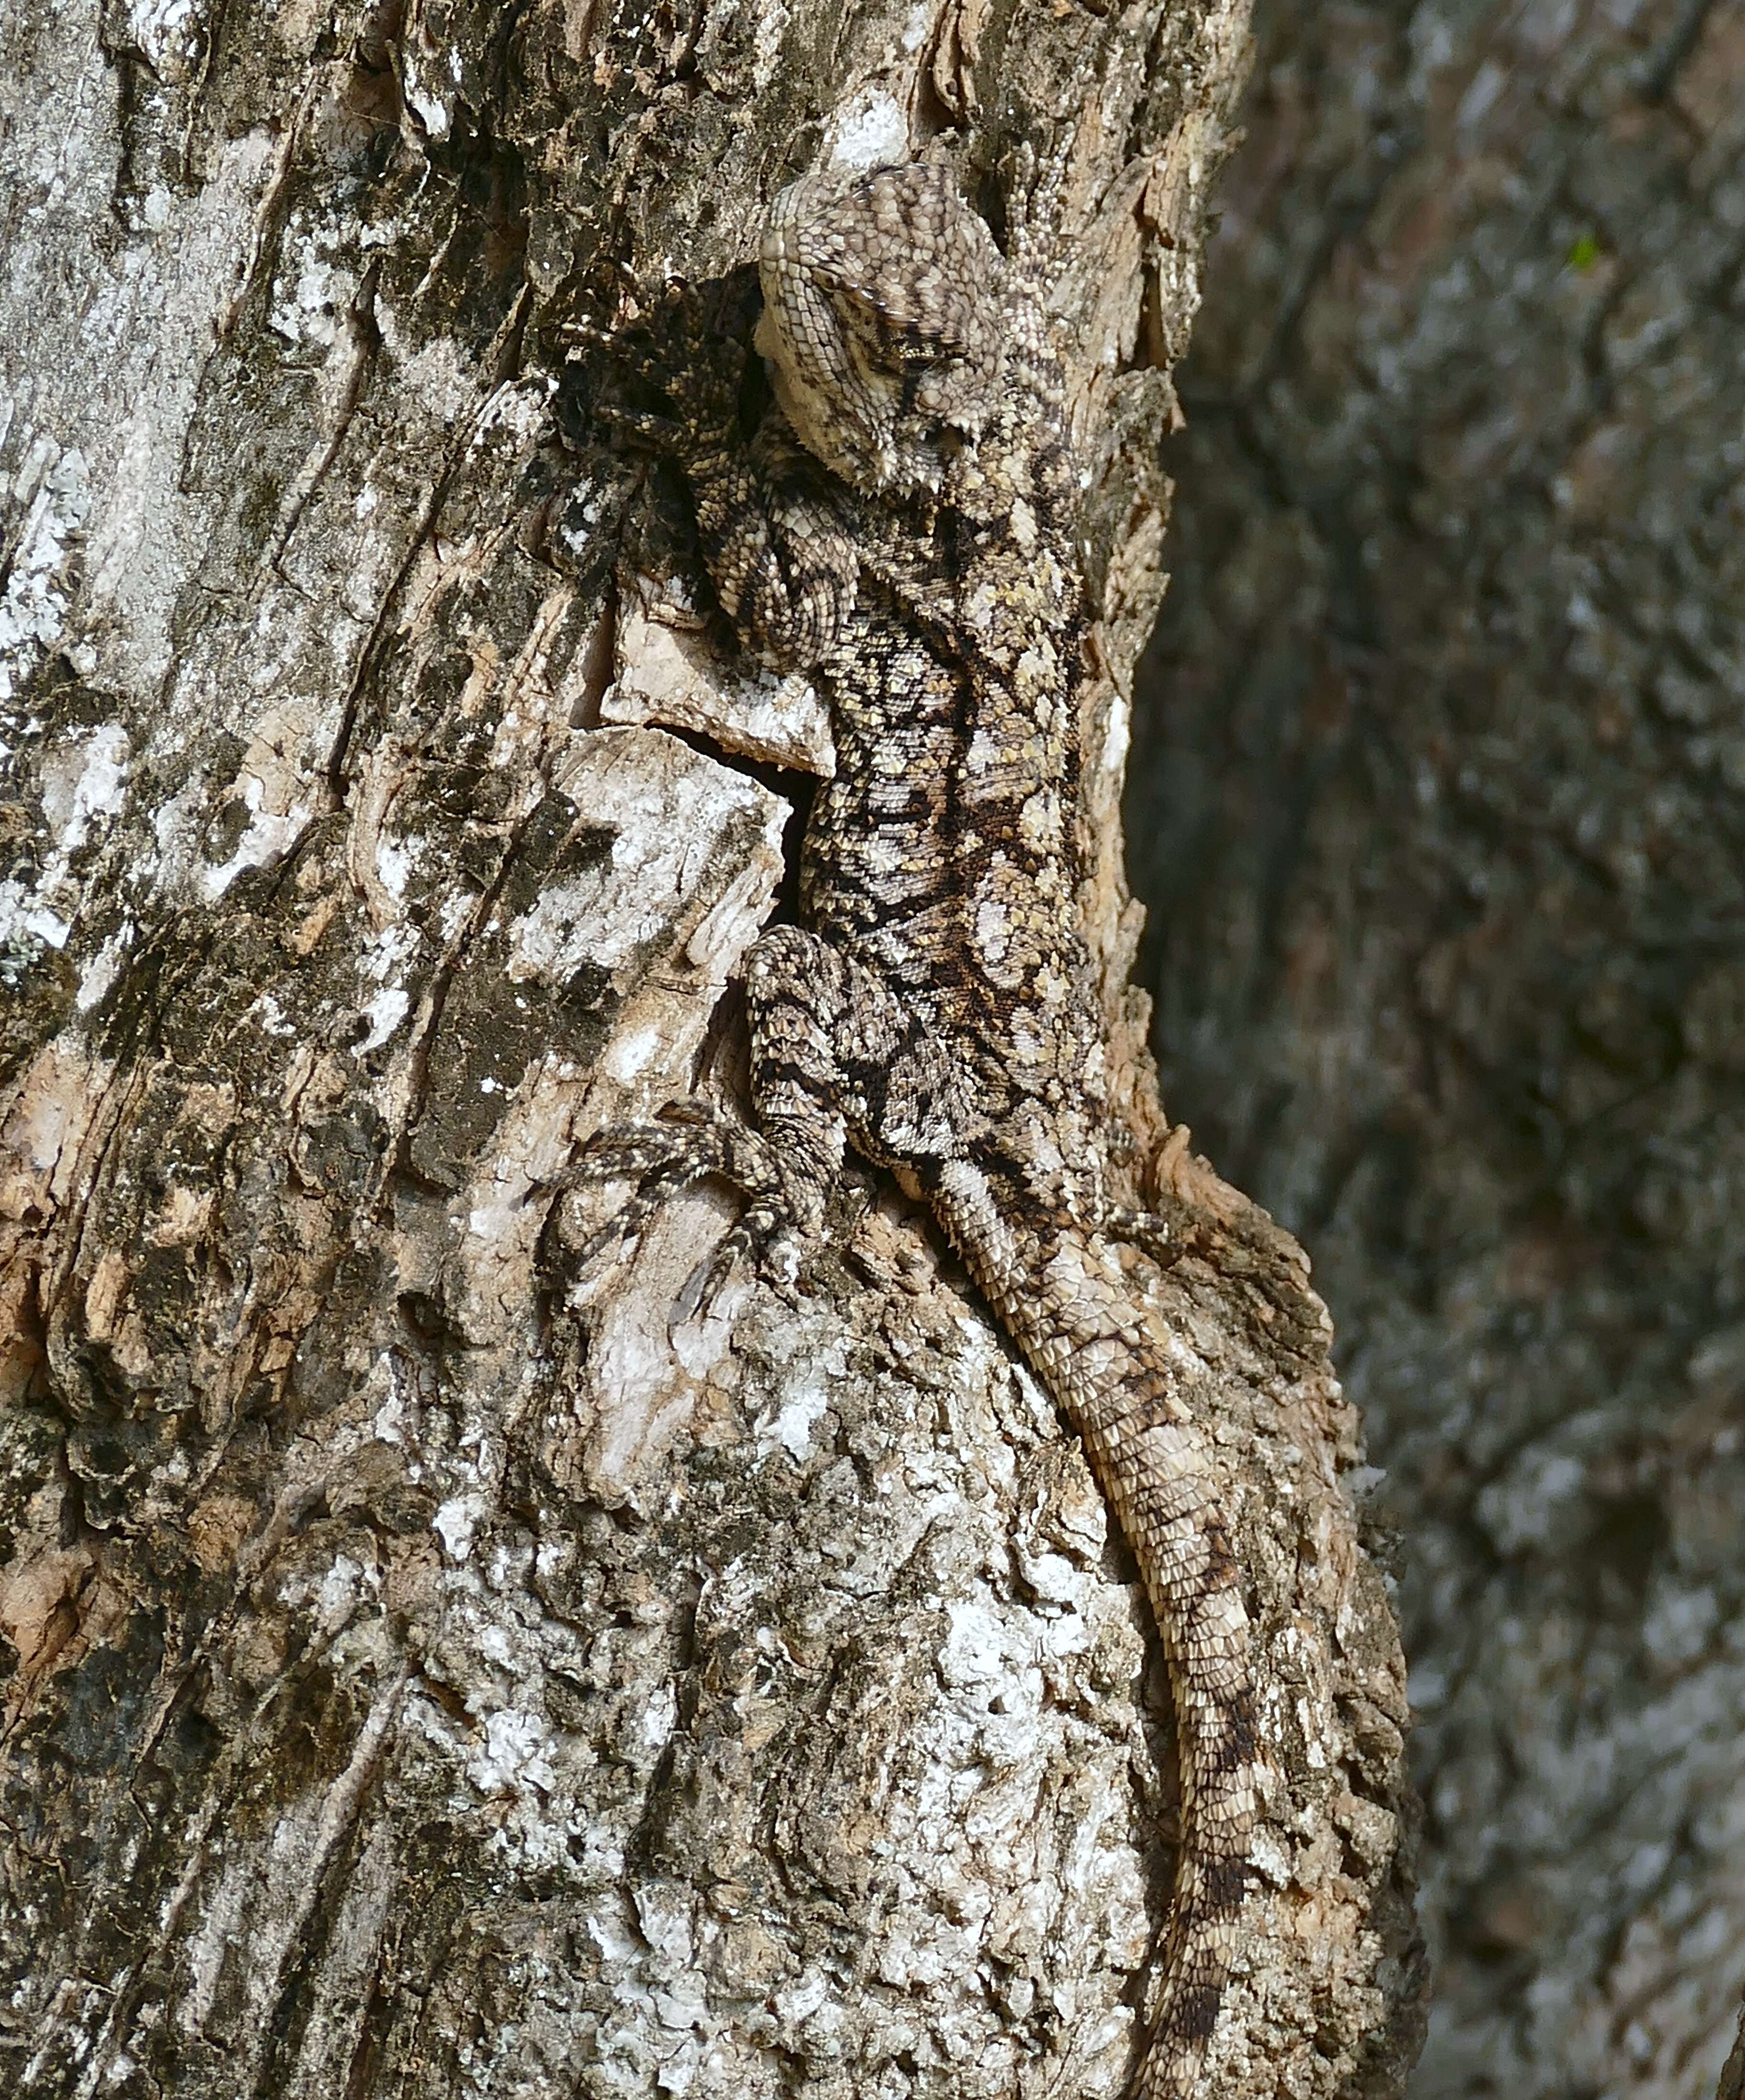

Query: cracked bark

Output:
[0, 1, 1419, 2095]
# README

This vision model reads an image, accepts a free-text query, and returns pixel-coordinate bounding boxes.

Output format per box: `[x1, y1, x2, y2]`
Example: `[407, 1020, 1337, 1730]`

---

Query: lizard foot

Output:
[545, 1101, 816, 1312]
[1104, 1203, 1187, 1267]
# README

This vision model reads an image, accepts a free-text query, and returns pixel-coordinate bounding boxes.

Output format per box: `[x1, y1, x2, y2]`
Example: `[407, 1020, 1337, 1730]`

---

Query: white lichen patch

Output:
[0, 878, 70, 959]
[124, 0, 205, 76]
[74, 921, 134, 1011]
[0, 431, 90, 706]
[432, 1494, 483, 1562]
[198, 776, 321, 903]
[751, 1340, 847, 1462]
[828, 89, 911, 170]
[351, 922, 423, 1048]
[41, 722, 131, 843]
[400, 49, 453, 142]
[467, 1708, 560, 1797]
[266, 234, 358, 352]
[0, 722, 132, 966]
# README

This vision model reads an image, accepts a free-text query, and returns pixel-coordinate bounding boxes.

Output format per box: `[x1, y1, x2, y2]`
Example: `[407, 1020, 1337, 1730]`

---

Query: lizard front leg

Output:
[574, 290, 860, 670]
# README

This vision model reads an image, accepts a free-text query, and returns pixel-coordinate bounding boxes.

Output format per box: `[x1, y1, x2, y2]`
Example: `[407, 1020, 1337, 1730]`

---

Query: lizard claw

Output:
[542, 1103, 814, 1312]
[558, 317, 614, 357]
[670, 1201, 803, 1326]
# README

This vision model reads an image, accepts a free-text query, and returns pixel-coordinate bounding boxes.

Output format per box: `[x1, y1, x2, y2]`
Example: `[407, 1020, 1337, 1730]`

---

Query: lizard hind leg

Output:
[549, 1102, 799, 1294]
[551, 926, 967, 1312]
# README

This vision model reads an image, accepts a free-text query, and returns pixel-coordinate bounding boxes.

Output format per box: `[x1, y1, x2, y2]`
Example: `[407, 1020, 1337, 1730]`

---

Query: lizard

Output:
[561, 145, 1257, 2100]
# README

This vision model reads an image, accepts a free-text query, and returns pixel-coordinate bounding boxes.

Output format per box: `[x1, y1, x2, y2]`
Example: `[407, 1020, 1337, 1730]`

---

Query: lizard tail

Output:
[932, 1162, 1257, 2100]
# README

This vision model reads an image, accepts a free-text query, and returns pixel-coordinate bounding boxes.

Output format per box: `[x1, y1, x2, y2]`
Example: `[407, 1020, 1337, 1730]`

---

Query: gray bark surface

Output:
[1128, 1, 1745, 2095]
[0, 1, 1418, 2095]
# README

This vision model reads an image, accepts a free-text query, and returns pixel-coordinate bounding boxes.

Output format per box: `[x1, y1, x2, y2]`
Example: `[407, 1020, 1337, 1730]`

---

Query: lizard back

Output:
[587, 151, 1259, 2099]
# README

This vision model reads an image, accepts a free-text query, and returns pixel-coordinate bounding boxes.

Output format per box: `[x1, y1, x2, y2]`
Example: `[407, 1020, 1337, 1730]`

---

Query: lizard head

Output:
[755, 159, 1009, 499]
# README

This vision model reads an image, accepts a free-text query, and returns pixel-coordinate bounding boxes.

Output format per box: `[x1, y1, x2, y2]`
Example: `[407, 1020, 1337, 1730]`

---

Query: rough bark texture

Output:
[0, 1, 1419, 2096]
[1128, 1, 1745, 2095]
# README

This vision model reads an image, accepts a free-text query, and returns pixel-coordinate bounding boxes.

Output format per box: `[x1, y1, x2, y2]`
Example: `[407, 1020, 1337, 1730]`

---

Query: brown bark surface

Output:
[1129, 1, 1745, 2094]
[0, 0, 1419, 2094]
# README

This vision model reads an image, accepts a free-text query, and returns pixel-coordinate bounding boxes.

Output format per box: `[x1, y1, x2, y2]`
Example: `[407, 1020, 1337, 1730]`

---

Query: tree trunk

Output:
[0, 2, 1419, 2096]
[1128, 1, 1745, 2095]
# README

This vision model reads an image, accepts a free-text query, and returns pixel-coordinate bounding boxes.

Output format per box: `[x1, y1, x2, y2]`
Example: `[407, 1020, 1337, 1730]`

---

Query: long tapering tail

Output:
[932, 1160, 1257, 2099]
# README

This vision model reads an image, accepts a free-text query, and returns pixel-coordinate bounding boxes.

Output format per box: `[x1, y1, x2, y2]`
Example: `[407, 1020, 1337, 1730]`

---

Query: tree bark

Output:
[1129, 1, 1745, 2095]
[0, 2, 1419, 2096]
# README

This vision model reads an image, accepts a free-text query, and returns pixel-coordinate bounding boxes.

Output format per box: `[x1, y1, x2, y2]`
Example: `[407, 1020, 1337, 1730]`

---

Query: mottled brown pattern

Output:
[574, 153, 1258, 2097]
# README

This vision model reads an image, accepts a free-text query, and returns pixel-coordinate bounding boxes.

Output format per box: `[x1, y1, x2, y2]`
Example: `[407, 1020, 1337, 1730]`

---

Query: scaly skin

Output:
[575, 153, 1257, 2097]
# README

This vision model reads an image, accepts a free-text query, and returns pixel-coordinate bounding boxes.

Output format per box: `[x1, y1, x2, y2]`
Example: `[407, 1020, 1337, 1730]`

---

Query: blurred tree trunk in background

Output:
[1723, 2013, 1745, 2100]
[0, 0, 1425, 2096]
[1129, 1, 1745, 2093]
